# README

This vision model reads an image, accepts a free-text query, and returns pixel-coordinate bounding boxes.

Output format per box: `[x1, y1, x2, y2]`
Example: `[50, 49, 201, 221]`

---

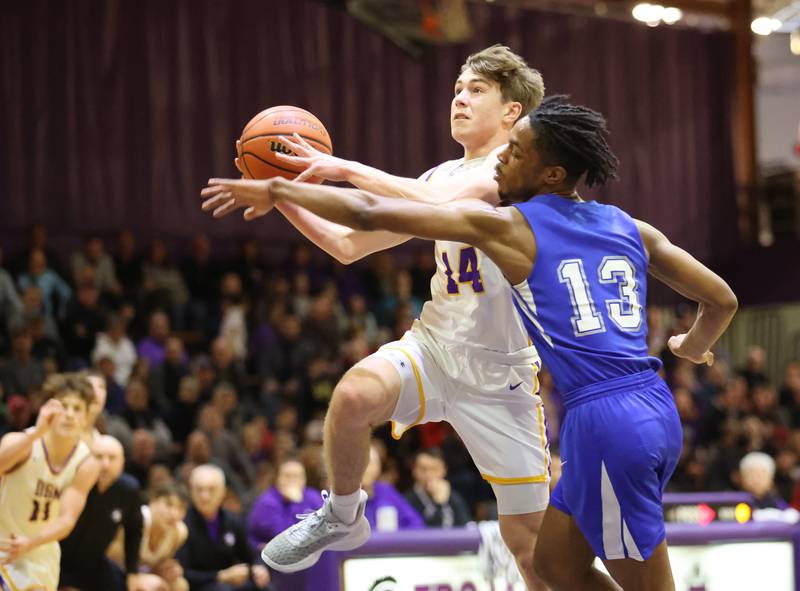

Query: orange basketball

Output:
[235, 105, 332, 182]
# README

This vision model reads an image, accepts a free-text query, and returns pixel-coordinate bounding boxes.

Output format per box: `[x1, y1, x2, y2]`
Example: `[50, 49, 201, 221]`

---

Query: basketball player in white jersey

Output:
[81, 372, 107, 447]
[0, 373, 99, 591]
[206, 46, 548, 588]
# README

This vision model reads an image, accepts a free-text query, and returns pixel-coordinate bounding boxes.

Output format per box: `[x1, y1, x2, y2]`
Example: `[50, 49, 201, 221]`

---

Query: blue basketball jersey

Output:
[511, 194, 662, 403]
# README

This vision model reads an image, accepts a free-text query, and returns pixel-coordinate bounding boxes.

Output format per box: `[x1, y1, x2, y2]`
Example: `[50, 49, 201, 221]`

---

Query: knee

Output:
[501, 528, 537, 576]
[331, 379, 376, 421]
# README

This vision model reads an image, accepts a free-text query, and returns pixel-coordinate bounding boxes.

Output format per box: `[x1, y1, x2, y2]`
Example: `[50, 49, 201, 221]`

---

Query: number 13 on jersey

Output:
[558, 256, 642, 336]
[442, 247, 485, 295]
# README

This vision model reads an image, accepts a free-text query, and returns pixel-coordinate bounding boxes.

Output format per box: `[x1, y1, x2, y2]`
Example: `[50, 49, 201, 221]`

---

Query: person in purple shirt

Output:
[247, 457, 322, 551]
[363, 443, 424, 531]
[137, 310, 171, 368]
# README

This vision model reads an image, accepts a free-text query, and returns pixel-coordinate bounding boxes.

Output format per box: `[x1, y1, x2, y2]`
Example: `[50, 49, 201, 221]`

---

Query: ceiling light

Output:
[632, 3, 664, 25]
[751, 16, 776, 35]
[662, 7, 683, 24]
[791, 29, 800, 55]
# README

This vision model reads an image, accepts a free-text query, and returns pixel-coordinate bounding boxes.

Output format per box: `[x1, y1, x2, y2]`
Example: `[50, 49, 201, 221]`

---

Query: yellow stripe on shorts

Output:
[383, 346, 426, 441]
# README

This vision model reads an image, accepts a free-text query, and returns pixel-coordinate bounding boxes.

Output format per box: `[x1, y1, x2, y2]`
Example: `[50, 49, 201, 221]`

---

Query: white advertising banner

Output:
[342, 541, 794, 591]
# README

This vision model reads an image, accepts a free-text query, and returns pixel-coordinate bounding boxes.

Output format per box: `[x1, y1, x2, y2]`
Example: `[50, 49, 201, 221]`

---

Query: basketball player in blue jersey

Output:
[201, 95, 737, 590]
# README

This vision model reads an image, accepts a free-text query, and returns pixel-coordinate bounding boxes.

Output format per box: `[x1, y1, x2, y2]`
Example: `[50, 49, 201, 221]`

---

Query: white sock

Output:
[330, 489, 362, 524]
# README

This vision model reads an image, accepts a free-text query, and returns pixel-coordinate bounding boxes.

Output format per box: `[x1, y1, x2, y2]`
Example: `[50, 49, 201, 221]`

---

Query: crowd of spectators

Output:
[0, 223, 799, 585]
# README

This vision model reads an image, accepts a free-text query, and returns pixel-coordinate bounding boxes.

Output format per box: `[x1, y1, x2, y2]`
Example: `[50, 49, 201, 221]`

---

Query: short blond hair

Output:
[42, 372, 95, 408]
[462, 44, 545, 116]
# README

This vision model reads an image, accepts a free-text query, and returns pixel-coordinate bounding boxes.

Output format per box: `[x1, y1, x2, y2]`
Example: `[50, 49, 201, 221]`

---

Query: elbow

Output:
[709, 285, 738, 316]
[332, 250, 357, 266]
[721, 289, 738, 315]
[350, 192, 381, 232]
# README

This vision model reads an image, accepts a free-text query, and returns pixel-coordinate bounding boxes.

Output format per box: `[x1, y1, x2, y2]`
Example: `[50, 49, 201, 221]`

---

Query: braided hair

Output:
[527, 95, 619, 187]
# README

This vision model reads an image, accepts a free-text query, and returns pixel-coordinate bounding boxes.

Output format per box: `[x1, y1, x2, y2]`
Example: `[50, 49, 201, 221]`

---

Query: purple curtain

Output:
[0, 0, 736, 263]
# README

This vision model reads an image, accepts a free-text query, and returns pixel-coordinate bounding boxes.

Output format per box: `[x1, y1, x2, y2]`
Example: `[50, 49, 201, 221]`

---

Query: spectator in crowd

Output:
[739, 451, 789, 509]
[232, 238, 269, 296]
[120, 379, 173, 450]
[167, 375, 204, 447]
[60, 435, 144, 591]
[71, 235, 121, 299]
[177, 464, 270, 591]
[139, 485, 190, 591]
[17, 248, 72, 322]
[406, 448, 471, 528]
[780, 361, 800, 423]
[114, 229, 143, 300]
[211, 381, 245, 433]
[93, 313, 138, 386]
[0, 246, 22, 344]
[138, 310, 172, 369]
[218, 272, 248, 361]
[61, 266, 107, 364]
[343, 293, 379, 348]
[142, 239, 189, 325]
[125, 429, 160, 487]
[197, 404, 254, 491]
[9, 285, 59, 342]
[181, 233, 220, 335]
[247, 457, 321, 552]
[210, 336, 248, 396]
[10, 223, 64, 280]
[1, 394, 33, 436]
[362, 443, 424, 531]
[149, 336, 188, 411]
[0, 322, 46, 395]
[739, 345, 769, 389]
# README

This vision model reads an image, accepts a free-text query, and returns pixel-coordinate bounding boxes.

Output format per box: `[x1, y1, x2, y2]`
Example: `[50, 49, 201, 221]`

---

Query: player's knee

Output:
[331, 379, 377, 422]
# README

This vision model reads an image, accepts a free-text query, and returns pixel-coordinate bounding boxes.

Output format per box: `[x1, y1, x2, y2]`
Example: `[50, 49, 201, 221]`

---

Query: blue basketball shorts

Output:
[550, 370, 682, 561]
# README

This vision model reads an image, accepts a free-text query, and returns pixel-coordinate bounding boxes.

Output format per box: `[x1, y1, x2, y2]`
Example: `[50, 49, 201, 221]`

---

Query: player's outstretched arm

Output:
[274, 201, 413, 265]
[636, 220, 738, 365]
[277, 133, 500, 205]
[201, 177, 535, 278]
[203, 177, 496, 240]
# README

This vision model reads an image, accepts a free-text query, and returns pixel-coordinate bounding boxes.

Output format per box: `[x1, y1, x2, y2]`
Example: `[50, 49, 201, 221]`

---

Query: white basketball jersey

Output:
[0, 434, 91, 591]
[415, 158, 537, 360]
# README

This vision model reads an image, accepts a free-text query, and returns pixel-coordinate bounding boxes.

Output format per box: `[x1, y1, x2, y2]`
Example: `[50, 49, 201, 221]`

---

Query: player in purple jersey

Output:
[201, 95, 737, 590]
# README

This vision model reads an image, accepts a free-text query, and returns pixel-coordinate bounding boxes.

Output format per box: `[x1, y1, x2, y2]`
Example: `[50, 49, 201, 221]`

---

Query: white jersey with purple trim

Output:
[416, 157, 538, 371]
[0, 434, 91, 591]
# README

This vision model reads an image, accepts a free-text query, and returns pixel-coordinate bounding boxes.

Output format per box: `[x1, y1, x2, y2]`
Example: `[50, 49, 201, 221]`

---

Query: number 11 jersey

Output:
[0, 434, 91, 591]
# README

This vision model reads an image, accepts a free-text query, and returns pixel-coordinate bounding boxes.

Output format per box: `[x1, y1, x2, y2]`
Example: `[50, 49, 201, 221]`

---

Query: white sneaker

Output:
[261, 490, 371, 573]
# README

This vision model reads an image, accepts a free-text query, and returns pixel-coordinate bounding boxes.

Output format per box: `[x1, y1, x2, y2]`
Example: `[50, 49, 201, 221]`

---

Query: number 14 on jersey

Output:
[442, 247, 485, 295]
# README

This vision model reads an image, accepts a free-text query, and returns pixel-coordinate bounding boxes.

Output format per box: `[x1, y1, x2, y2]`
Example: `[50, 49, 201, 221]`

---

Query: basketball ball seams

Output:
[239, 133, 332, 154]
[238, 105, 330, 183]
[241, 151, 304, 175]
[240, 155, 256, 179]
